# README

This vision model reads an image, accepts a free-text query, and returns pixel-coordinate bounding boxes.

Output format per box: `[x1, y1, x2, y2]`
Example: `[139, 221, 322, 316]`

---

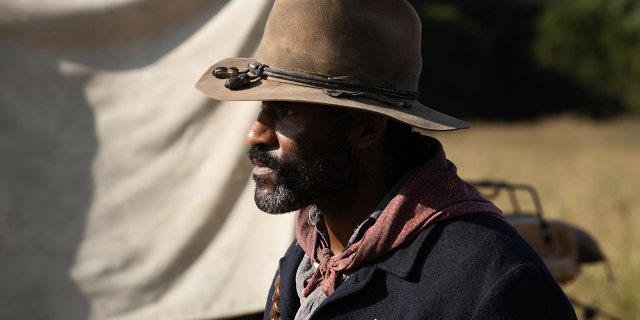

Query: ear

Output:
[350, 112, 388, 149]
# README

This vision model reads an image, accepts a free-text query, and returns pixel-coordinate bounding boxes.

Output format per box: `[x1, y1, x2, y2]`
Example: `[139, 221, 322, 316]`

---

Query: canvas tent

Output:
[0, 0, 294, 319]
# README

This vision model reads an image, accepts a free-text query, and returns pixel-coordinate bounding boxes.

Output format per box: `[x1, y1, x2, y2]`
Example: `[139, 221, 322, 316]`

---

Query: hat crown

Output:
[256, 0, 422, 91]
[196, 0, 471, 131]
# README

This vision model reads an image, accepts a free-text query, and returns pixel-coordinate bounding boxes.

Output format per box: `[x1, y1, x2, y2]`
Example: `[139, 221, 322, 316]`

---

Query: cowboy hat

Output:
[196, 0, 470, 131]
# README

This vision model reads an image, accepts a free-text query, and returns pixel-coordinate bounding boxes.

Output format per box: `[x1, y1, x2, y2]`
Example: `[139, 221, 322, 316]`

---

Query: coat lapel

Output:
[275, 241, 304, 320]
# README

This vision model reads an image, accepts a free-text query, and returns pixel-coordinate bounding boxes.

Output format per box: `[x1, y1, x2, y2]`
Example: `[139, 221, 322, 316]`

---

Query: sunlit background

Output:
[409, 0, 639, 318]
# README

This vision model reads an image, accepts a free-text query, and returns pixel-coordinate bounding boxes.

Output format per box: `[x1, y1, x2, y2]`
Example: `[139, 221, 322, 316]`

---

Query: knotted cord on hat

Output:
[213, 61, 419, 108]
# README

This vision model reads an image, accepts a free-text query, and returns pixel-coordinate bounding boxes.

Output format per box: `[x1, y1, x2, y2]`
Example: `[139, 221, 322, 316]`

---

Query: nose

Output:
[246, 112, 277, 148]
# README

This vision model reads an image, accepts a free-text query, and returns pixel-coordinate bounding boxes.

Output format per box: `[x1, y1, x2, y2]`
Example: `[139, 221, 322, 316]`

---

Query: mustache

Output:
[248, 146, 281, 169]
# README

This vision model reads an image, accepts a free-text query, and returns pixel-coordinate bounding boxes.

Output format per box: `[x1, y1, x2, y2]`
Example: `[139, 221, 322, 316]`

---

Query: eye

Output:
[261, 102, 297, 117]
[278, 105, 295, 116]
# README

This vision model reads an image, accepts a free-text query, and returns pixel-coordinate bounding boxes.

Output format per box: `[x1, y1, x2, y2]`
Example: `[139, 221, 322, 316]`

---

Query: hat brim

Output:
[196, 58, 470, 131]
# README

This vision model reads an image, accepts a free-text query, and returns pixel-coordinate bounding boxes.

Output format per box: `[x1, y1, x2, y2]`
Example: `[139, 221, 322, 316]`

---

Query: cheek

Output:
[274, 121, 305, 141]
[274, 120, 333, 160]
[274, 133, 297, 159]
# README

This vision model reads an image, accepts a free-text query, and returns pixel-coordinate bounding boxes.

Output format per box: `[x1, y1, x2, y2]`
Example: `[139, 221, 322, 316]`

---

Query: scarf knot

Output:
[303, 247, 344, 298]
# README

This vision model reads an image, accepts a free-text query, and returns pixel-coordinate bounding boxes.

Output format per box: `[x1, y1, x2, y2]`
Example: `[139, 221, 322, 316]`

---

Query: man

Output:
[196, 0, 577, 319]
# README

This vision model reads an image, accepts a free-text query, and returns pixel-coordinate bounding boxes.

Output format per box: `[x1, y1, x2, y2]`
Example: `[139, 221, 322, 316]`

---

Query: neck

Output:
[317, 129, 421, 255]
[318, 165, 407, 255]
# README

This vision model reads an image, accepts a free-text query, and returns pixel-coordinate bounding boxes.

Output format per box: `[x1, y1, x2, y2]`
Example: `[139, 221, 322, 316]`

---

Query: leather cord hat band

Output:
[213, 61, 418, 108]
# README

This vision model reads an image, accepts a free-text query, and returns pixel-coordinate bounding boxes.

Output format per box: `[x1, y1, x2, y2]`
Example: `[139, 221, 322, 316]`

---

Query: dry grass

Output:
[428, 115, 640, 320]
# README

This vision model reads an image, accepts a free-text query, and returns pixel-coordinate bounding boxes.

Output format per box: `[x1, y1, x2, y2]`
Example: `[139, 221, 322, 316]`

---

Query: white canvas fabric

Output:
[0, 0, 294, 319]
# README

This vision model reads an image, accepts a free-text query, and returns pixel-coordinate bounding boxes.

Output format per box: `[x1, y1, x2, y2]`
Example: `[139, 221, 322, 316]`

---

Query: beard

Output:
[248, 139, 361, 214]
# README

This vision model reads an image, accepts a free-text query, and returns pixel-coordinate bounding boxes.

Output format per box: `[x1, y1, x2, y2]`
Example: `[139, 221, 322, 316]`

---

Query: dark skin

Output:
[246, 101, 403, 254]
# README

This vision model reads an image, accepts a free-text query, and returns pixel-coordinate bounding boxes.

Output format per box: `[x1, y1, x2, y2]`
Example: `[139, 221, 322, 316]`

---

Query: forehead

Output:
[265, 101, 352, 119]
[262, 101, 355, 139]
[265, 100, 337, 111]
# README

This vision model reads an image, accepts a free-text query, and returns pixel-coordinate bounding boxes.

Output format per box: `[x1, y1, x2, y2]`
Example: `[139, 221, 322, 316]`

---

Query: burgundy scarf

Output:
[296, 140, 506, 298]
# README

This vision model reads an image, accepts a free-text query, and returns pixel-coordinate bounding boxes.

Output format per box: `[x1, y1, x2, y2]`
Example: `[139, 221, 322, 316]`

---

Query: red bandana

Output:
[296, 140, 506, 298]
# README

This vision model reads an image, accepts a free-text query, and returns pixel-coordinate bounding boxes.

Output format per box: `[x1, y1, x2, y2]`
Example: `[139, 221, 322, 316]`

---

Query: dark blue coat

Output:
[263, 213, 577, 319]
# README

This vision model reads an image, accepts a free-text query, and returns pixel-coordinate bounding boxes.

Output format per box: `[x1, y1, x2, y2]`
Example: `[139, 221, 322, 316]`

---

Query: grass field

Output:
[428, 115, 640, 320]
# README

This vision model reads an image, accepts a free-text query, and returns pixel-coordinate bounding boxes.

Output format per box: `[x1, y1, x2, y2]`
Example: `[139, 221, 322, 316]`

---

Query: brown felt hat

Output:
[196, 0, 470, 131]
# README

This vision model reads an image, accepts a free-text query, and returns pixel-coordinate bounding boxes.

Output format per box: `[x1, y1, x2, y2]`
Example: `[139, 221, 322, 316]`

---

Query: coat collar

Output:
[272, 232, 438, 320]
[312, 223, 441, 317]
[368, 222, 439, 279]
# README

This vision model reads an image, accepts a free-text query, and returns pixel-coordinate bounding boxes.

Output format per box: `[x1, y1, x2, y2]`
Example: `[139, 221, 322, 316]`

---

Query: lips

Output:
[248, 147, 279, 179]
[251, 158, 273, 176]
[252, 164, 274, 178]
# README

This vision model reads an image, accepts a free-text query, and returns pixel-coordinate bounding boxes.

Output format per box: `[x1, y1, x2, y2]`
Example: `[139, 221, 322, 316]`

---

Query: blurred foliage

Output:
[408, 0, 640, 120]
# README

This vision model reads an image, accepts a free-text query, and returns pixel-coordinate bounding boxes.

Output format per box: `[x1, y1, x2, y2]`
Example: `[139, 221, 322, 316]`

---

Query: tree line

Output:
[409, 0, 640, 120]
